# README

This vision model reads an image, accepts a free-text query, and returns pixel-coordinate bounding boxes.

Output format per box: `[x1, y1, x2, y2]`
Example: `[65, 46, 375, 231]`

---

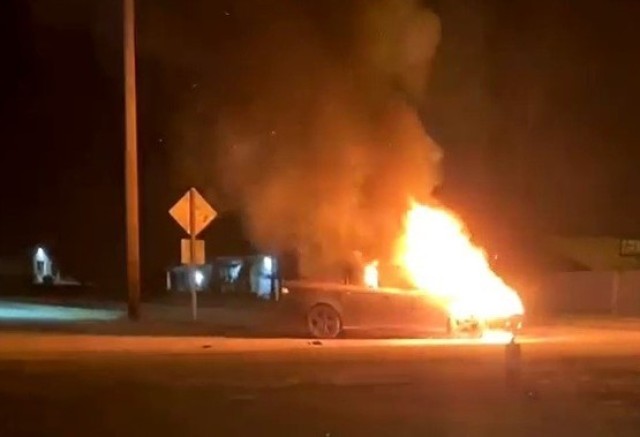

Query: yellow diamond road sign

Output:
[169, 188, 217, 237]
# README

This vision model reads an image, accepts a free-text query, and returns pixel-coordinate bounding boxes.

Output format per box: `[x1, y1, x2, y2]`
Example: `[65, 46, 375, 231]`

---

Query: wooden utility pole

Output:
[124, 0, 141, 320]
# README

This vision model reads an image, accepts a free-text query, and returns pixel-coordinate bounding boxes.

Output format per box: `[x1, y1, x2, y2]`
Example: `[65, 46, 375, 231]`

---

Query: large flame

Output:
[395, 201, 524, 321]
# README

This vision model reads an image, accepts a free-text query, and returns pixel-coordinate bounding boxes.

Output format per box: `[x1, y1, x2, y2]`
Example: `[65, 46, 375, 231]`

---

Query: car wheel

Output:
[307, 304, 342, 339]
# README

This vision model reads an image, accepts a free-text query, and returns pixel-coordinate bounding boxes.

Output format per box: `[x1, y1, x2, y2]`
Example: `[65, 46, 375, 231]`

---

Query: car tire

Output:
[307, 304, 342, 339]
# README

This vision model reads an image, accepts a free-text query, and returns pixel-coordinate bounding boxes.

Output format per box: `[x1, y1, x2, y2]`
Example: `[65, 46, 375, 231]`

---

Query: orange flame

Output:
[394, 201, 524, 321]
[363, 260, 379, 288]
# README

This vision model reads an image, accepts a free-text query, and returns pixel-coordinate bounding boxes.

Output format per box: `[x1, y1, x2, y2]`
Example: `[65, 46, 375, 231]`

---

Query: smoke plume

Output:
[211, 0, 442, 278]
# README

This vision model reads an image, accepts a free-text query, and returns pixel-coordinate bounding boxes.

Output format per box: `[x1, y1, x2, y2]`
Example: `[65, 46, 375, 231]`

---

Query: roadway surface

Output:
[0, 326, 639, 436]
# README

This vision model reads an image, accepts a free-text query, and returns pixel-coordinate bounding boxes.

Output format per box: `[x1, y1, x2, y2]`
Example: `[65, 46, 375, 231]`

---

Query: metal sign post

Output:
[189, 188, 198, 321]
[169, 188, 217, 321]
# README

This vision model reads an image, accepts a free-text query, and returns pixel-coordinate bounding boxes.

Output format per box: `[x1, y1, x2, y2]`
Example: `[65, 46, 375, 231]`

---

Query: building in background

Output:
[32, 246, 55, 284]
[547, 236, 640, 272]
[0, 246, 54, 292]
[0, 245, 85, 293]
[167, 254, 279, 300]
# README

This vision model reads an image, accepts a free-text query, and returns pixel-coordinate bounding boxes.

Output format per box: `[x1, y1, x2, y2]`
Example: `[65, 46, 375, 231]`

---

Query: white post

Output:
[611, 270, 620, 316]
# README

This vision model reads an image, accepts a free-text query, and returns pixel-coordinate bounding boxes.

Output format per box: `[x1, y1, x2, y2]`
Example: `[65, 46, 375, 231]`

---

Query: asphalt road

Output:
[0, 326, 639, 436]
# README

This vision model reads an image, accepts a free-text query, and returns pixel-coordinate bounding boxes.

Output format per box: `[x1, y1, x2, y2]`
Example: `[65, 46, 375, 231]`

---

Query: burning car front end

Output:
[449, 313, 523, 336]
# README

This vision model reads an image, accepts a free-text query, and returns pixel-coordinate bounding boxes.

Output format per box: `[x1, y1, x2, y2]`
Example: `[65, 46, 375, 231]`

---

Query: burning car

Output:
[278, 280, 522, 339]
[278, 280, 448, 338]
[278, 200, 524, 339]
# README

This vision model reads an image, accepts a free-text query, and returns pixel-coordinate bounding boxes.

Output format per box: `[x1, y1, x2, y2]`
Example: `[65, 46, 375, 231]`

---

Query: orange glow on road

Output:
[395, 200, 524, 321]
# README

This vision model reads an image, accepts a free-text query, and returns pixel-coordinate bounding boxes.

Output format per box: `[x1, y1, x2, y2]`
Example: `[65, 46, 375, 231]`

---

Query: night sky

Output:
[1, 0, 639, 295]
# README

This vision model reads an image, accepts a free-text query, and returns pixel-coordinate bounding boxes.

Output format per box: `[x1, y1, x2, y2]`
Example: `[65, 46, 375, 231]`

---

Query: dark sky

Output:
[1, 0, 639, 293]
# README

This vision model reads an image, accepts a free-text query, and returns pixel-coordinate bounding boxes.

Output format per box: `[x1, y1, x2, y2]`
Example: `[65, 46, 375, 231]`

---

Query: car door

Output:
[408, 292, 449, 334]
[381, 291, 417, 330]
[341, 289, 404, 329]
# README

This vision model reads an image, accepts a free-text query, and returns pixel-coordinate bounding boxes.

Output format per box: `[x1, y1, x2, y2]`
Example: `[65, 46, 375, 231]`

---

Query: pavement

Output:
[0, 323, 639, 436]
[1, 298, 640, 435]
[0, 297, 274, 336]
[3, 296, 640, 335]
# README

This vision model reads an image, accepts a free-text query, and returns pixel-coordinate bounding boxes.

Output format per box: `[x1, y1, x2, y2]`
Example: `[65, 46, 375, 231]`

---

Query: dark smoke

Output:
[153, 0, 443, 279]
